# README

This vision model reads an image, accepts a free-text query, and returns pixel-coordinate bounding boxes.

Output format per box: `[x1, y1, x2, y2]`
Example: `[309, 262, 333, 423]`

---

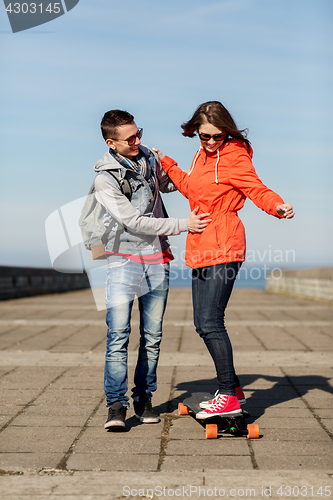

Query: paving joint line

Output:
[277, 309, 299, 321]
[56, 393, 106, 471]
[156, 303, 189, 470]
[46, 325, 88, 351]
[280, 367, 333, 442]
[257, 310, 270, 321]
[247, 326, 268, 351]
[0, 367, 71, 434]
[281, 326, 312, 352]
[133, 340, 140, 351]
[157, 366, 177, 472]
[89, 336, 106, 352]
[0, 366, 18, 381]
[1, 303, 331, 310]
[0, 467, 74, 477]
[1, 319, 333, 327]
[177, 302, 186, 352]
[246, 437, 259, 470]
[45, 307, 85, 321]
[0, 326, 18, 338]
[1, 325, 58, 351]
[232, 309, 242, 320]
[264, 290, 333, 304]
[319, 328, 333, 340]
[177, 326, 185, 354]
[157, 297, 188, 470]
[309, 309, 333, 322]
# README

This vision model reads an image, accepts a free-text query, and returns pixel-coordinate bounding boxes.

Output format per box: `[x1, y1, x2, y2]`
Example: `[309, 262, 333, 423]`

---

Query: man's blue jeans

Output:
[192, 262, 241, 396]
[104, 256, 169, 407]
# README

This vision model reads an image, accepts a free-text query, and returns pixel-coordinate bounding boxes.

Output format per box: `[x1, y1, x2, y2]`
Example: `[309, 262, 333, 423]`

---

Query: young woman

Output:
[153, 101, 294, 418]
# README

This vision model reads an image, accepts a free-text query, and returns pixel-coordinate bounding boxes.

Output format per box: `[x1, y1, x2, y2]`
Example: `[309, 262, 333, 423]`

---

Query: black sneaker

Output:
[104, 401, 127, 430]
[134, 396, 160, 423]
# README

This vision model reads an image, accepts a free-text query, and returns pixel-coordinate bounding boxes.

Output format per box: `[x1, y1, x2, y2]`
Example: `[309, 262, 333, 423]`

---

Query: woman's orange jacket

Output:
[161, 139, 284, 269]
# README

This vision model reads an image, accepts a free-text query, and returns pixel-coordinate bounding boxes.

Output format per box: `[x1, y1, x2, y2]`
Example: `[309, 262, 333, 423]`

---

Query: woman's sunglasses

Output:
[198, 132, 224, 142]
[112, 128, 143, 146]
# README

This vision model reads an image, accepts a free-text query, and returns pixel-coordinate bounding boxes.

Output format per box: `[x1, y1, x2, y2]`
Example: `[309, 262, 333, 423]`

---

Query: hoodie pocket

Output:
[213, 215, 232, 257]
[230, 215, 245, 253]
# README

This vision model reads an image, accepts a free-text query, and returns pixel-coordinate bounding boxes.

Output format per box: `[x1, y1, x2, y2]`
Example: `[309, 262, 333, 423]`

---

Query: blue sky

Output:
[0, 0, 332, 271]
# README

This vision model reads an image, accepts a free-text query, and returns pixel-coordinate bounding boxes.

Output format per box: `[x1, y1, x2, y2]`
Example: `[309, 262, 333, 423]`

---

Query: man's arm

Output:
[95, 174, 187, 236]
[95, 174, 211, 235]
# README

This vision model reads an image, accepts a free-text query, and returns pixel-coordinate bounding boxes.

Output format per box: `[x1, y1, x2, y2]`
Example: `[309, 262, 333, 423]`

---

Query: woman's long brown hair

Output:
[181, 101, 251, 153]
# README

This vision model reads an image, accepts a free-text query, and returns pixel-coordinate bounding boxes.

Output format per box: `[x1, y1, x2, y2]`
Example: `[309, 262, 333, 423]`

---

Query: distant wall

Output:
[0, 266, 90, 300]
[265, 267, 333, 301]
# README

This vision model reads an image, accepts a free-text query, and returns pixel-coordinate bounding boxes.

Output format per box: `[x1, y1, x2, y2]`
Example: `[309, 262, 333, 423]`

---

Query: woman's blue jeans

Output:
[104, 256, 169, 407]
[192, 262, 241, 396]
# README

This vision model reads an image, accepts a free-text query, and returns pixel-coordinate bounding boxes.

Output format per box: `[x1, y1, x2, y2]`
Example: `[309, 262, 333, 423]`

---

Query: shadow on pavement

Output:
[172, 374, 333, 421]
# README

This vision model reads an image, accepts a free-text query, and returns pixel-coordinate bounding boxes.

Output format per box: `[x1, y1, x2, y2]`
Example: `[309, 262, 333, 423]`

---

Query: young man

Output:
[94, 110, 210, 429]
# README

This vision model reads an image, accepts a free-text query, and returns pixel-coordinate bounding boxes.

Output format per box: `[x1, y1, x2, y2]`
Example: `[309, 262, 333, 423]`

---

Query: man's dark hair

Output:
[101, 110, 134, 140]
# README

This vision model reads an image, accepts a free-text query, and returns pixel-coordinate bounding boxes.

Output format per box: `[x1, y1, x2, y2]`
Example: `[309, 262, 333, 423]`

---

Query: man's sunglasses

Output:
[112, 128, 143, 146]
[198, 132, 224, 142]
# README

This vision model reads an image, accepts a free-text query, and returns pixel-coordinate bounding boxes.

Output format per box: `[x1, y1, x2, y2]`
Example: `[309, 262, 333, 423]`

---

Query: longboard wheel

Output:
[206, 424, 218, 439]
[247, 423, 259, 439]
[178, 403, 189, 416]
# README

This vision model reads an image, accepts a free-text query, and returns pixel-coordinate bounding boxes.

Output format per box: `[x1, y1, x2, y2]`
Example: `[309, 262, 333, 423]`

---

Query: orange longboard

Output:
[178, 392, 259, 440]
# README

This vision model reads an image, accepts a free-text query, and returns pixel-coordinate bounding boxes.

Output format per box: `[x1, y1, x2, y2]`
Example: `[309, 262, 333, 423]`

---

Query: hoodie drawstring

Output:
[188, 148, 201, 176]
[188, 146, 220, 184]
[215, 148, 220, 184]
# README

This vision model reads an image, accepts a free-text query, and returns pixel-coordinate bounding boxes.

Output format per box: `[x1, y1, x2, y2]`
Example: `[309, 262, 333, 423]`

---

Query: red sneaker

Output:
[196, 394, 241, 419]
[200, 387, 246, 409]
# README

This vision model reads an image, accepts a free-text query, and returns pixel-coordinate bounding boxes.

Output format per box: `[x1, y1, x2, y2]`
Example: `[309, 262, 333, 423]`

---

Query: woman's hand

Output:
[187, 207, 212, 233]
[276, 203, 295, 219]
[152, 148, 165, 161]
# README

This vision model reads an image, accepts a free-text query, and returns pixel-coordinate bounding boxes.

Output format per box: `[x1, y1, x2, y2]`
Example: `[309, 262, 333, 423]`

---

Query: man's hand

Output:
[152, 148, 165, 161]
[276, 203, 295, 219]
[187, 207, 212, 233]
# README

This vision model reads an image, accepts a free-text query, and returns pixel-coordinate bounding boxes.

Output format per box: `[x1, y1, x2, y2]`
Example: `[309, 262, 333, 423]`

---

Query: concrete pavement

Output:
[0, 287, 332, 499]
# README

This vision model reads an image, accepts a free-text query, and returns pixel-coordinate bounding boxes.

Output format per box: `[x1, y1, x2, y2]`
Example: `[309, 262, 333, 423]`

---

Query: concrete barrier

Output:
[0, 266, 89, 300]
[265, 267, 333, 301]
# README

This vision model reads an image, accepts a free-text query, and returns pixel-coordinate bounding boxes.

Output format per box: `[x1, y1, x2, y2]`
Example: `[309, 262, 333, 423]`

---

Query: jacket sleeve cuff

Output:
[178, 219, 188, 232]
[161, 156, 177, 173]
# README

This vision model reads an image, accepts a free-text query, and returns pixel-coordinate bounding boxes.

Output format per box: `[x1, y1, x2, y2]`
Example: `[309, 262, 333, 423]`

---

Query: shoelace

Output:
[110, 405, 125, 418]
[205, 394, 228, 412]
[110, 408, 121, 418]
[206, 390, 219, 405]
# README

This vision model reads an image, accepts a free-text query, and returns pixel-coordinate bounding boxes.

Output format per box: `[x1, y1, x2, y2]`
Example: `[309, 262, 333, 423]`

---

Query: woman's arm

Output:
[229, 149, 294, 219]
[152, 149, 189, 199]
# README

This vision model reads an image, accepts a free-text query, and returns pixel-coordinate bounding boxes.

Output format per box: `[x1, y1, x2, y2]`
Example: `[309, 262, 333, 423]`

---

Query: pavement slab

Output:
[0, 287, 332, 498]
